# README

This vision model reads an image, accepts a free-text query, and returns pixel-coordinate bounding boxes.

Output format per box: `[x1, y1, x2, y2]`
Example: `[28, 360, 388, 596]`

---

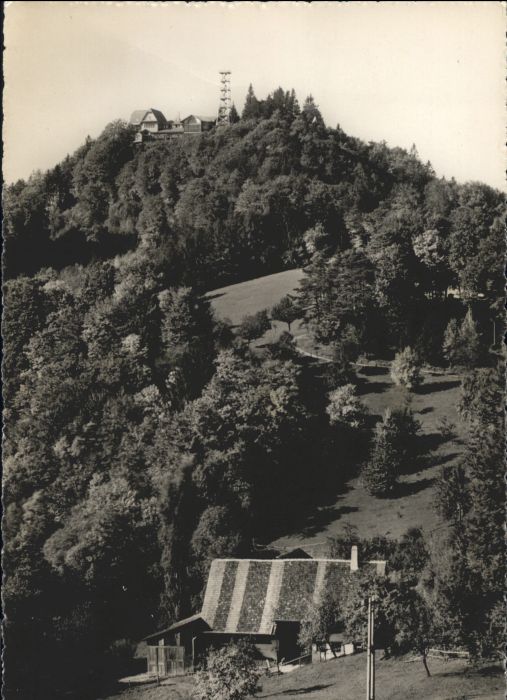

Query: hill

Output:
[3, 85, 505, 700]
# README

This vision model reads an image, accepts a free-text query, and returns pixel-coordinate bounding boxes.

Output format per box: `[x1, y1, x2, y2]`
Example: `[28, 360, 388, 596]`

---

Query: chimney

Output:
[350, 545, 359, 571]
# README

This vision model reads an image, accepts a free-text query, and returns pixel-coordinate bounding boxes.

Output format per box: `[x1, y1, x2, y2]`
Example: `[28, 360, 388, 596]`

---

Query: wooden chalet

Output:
[143, 547, 386, 677]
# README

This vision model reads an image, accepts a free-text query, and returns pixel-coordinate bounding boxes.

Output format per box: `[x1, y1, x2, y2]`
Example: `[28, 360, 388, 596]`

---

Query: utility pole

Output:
[366, 595, 376, 700]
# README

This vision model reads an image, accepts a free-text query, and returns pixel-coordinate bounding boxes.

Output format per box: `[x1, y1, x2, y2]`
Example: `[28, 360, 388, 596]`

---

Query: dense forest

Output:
[3, 85, 505, 698]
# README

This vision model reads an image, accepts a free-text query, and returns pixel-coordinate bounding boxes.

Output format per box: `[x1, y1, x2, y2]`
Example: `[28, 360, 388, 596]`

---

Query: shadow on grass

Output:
[471, 665, 503, 677]
[417, 432, 450, 454]
[205, 292, 226, 301]
[394, 478, 435, 498]
[416, 380, 461, 395]
[357, 366, 390, 376]
[431, 452, 461, 468]
[298, 505, 360, 538]
[357, 380, 392, 396]
[259, 683, 334, 697]
[418, 406, 434, 415]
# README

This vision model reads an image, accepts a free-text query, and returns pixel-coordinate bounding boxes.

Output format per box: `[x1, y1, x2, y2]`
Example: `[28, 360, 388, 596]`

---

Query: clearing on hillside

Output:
[206, 268, 304, 325]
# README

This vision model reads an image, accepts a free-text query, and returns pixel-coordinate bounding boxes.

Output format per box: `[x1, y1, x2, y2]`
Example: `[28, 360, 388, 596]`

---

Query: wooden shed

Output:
[143, 614, 210, 676]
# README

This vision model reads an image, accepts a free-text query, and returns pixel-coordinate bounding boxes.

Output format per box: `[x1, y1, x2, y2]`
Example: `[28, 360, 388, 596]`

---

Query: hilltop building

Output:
[143, 547, 386, 677]
[130, 109, 216, 144]
[130, 108, 168, 133]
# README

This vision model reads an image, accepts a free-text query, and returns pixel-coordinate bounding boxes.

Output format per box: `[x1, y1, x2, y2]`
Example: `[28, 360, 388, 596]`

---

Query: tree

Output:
[390, 346, 423, 390]
[362, 407, 420, 496]
[190, 506, 247, 580]
[158, 286, 217, 400]
[299, 249, 374, 346]
[362, 413, 400, 496]
[326, 384, 367, 430]
[271, 294, 300, 331]
[237, 309, 271, 340]
[242, 84, 261, 120]
[229, 103, 240, 124]
[448, 182, 505, 296]
[458, 308, 481, 367]
[443, 309, 480, 369]
[435, 464, 470, 524]
[442, 318, 461, 366]
[298, 591, 341, 654]
[195, 640, 260, 700]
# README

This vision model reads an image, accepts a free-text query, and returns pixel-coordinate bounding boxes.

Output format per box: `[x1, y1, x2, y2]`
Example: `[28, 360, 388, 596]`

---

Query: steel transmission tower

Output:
[217, 70, 232, 127]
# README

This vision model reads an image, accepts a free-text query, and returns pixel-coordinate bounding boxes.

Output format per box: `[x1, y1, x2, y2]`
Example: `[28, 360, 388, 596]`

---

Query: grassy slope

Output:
[205, 268, 305, 326]
[103, 656, 503, 700]
[207, 268, 465, 551]
[272, 367, 464, 552]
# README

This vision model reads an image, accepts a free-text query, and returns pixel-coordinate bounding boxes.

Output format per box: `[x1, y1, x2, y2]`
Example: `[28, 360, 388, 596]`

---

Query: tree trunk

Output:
[422, 652, 431, 677]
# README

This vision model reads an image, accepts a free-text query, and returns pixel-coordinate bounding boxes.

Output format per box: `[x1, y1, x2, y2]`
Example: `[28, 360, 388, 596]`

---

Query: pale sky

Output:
[3, 1, 506, 190]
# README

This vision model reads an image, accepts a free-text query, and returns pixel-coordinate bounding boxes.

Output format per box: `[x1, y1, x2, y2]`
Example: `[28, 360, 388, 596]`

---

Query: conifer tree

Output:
[242, 84, 260, 120]
[443, 308, 480, 368]
[229, 103, 240, 124]
[362, 410, 400, 496]
[459, 307, 481, 367]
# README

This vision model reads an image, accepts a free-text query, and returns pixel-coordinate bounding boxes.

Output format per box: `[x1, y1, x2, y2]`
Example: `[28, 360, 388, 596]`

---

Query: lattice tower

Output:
[217, 70, 232, 127]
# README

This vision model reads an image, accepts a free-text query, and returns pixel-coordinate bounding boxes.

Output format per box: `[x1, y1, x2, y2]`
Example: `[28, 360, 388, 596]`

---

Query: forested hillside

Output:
[3, 86, 505, 699]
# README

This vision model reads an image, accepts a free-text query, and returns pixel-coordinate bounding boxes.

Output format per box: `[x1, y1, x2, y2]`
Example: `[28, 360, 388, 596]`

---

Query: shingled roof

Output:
[200, 558, 382, 635]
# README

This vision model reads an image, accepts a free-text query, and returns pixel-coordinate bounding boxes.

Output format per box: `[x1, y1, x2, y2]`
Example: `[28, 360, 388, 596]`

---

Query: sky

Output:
[3, 1, 506, 189]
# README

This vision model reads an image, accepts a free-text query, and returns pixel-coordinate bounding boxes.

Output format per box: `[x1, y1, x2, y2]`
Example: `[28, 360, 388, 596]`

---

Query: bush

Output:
[326, 384, 367, 430]
[267, 330, 297, 360]
[390, 346, 422, 390]
[237, 310, 271, 340]
[195, 640, 260, 700]
[436, 415, 456, 441]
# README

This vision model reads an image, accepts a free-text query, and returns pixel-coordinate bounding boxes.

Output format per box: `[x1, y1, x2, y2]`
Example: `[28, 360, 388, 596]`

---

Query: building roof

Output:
[200, 558, 381, 635]
[181, 114, 216, 124]
[143, 614, 209, 641]
[147, 108, 168, 126]
[129, 108, 167, 127]
[130, 109, 149, 125]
